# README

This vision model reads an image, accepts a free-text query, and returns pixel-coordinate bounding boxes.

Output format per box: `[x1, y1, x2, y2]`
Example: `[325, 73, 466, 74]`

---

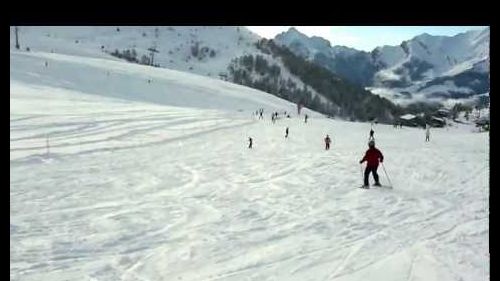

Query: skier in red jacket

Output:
[359, 140, 384, 188]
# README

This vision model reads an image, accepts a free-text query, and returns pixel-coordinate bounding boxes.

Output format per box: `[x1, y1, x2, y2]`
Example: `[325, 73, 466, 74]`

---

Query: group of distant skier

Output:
[248, 104, 432, 188]
[250, 108, 331, 152]
[393, 122, 404, 128]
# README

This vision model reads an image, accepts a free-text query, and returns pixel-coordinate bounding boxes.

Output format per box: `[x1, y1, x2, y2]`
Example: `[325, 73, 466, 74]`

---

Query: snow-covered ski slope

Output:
[11, 49, 489, 281]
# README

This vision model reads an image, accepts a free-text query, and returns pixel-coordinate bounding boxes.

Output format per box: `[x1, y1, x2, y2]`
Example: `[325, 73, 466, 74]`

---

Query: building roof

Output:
[400, 114, 416, 120]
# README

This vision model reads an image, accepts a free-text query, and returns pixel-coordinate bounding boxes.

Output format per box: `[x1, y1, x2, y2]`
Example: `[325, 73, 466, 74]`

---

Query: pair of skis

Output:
[358, 184, 393, 189]
[359, 163, 393, 190]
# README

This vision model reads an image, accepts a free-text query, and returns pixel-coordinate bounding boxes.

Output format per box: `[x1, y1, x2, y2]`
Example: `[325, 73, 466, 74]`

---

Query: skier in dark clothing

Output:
[297, 102, 303, 115]
[304, 114, 308, 123]
[325, 134, 331, 150]
[248, 137, 253, 149]
[369, 129, 374, 140]
[285, 127, 289, 138]
[359, 140, 384, 188]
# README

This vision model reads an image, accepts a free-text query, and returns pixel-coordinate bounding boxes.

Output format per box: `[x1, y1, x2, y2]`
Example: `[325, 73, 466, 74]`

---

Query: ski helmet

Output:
[368, 140, 375, 147]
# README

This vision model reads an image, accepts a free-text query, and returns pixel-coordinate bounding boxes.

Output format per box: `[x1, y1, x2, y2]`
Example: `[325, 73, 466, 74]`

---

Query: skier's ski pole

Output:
[360, 164, 363, 181]
[381, 163, 393, 187]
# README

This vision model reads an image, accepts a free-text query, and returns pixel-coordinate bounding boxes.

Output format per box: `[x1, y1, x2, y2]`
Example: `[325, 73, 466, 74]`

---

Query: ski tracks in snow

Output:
[10, 109, 488, 280]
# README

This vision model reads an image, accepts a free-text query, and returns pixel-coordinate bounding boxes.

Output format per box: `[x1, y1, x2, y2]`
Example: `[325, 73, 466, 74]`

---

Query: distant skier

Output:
[44, 61, 48, 67]
[325, 134, 331, 150]
[259, 109, 263, 120]
[285, 127, 289, 138]
[248, 137, 253, 149]
[425, 124, 430, 142]
[304, 114, 308, 123]
[359, 140, 384, 188]
[369, 128, 374, 140]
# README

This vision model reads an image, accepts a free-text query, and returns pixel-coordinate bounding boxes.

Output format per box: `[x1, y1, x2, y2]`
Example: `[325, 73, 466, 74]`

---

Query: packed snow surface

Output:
[11, 49, 489, 281]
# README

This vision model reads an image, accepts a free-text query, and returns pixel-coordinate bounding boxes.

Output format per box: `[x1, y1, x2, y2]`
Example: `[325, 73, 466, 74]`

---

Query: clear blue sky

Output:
[246, 26, 488, 52]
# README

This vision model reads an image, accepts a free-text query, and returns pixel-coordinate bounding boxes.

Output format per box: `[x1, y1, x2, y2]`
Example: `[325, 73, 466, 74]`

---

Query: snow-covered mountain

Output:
[275, 28, 377, 87]
[273, 27, 334, 59]
[275, 27, 490, 106]
[13, 26, 406, 122]
[11, 26, 342, 115]
[10, 26, 261, 78]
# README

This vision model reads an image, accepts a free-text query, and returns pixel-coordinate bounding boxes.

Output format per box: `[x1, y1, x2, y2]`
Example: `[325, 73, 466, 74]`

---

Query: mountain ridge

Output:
[274, 27, 489, 106]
